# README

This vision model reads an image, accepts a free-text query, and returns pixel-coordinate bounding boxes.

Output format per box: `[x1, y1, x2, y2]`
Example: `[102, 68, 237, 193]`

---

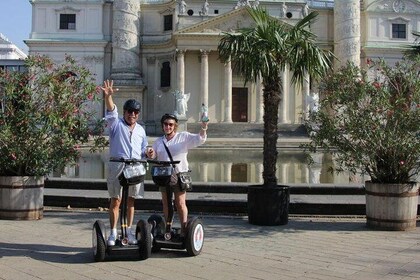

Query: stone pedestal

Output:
[177, 116, 188, 132]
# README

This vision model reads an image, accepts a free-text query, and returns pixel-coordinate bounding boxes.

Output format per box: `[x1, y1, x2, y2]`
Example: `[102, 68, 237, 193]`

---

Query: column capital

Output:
[200, 49, 211, 56]
[176, 49, 187, 56]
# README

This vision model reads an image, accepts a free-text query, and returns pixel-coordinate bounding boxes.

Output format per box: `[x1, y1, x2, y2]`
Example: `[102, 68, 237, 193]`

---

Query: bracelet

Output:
[201, 127, 208, 131]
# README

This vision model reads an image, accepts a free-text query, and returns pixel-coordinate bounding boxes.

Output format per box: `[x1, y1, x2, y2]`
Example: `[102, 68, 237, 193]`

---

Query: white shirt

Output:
[152, 131, 206, 173]
[105, 106, 148, 159]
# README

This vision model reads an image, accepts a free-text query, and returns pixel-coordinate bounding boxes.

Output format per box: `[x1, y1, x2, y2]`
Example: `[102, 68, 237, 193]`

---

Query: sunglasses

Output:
[163, 122, 175, 127]
[126, 110, 139, 115]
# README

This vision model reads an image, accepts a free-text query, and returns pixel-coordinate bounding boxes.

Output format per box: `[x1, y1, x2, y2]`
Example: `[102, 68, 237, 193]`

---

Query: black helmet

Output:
[123, 99, 141, 111]
[160, 113, 178, 124]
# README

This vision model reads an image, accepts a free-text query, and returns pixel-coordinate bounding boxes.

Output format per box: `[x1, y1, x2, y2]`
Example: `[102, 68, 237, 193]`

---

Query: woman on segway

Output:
[150, 113, 208, 238]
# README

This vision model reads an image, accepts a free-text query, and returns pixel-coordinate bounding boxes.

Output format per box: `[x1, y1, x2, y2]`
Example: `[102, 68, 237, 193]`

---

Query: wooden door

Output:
[232, 87, 248, 122]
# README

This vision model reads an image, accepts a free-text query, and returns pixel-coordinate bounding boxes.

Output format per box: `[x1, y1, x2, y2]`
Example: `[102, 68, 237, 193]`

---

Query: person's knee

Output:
[175, 199, 187, 210]
[110, 198, 121, 209]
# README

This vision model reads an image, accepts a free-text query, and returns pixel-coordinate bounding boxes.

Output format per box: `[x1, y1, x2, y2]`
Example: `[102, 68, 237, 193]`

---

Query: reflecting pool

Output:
[52, 148, 367, 184]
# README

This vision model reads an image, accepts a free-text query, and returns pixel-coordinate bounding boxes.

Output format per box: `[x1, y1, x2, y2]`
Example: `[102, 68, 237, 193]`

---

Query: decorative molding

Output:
[83, 55, 104, 64]
[54, 6, 81, 13]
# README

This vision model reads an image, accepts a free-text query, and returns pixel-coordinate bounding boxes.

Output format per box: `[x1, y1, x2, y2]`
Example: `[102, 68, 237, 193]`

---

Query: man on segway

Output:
[101, 80, 156, 246]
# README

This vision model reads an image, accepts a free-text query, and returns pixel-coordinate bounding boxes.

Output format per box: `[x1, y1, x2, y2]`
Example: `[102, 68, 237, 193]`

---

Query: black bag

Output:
[178, 171, 192, 191]
[151, 165, 174, 186]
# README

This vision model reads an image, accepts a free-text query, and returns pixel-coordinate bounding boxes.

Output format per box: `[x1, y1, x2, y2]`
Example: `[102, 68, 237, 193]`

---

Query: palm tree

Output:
[218, 7, 333, 188]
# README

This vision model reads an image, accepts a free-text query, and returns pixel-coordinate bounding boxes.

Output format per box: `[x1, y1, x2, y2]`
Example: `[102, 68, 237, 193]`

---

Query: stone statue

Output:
[280, 2, 287, 18]
[234, 0, 250, 9]
[179, 0, 187, 15]
[200, 0, 209, 15]
[200, 103, 209, 122]
[307, 92, 319, 112]
[302, 3, 309, 17]
[174, 91, 190, 117]
[252, 0, 260, 8]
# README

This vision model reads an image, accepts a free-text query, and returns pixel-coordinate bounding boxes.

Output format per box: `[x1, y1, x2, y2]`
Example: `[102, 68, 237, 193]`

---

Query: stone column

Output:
[110, 0, 142, 85]
[334, 0, 360, 69]
[303, 72, 310, 119]
[176, 49, 185, 94]
[279, 66, 290, 124]
[223, 59, 233, 123]
[223, 163, 232, 182]
[200, 50, 209, 107]
[199, 163, 208, 182]
[256, 77, 264, 123]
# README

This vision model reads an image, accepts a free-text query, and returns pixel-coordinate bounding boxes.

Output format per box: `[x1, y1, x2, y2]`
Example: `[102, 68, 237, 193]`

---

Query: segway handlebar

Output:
[110, 157, 147, 164]
[147, 159, 180, 165]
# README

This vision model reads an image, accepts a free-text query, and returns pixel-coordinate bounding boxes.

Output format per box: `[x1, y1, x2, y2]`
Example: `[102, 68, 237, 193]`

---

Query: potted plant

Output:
[0, 54, 107, 220]
[304, 57, 420, 230]
[218, 7, 333, 225]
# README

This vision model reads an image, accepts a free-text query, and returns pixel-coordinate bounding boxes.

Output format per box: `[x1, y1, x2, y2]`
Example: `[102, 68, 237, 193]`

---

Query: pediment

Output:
[365, 0, 420, 14]
[176, 7, 257, 35]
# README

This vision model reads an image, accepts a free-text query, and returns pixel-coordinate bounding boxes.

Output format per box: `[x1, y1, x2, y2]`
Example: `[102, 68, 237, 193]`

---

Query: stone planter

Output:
[365, 181, 419, 231]
[0, 176, 44, 220]
[247, 185, 289, 226]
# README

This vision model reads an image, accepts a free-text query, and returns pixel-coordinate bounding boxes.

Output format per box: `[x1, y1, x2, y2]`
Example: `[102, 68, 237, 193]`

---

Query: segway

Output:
[147, 159, 204, 256]
[92, 158, 151, 262]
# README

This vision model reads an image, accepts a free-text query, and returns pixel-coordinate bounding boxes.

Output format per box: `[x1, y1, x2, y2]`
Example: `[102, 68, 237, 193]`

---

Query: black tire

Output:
[148, 214, 165, 252]
[92, 221, 106, 262]
[185, 217, 204, 256]
[136, 219, 152, 260]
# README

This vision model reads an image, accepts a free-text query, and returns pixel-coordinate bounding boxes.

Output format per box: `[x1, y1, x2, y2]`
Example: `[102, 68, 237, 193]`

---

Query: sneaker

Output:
[128, 231, 138, 245]
[107, 233, 116, 246]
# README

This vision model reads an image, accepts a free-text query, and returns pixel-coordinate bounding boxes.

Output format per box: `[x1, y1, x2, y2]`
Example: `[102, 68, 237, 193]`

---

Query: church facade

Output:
[25, 0, 420, 133]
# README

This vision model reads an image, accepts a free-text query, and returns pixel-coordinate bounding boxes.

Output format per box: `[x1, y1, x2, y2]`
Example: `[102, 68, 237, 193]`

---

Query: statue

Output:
[200, 103, 209, 122]
[179, 0, 187, 15]
[235, 0, 250, 9]
[302, 3, 309, 17]
[307, 92, 319, 113]
[174, 90, 190, 117]
[280, 2, 287, 18]
[200, 0, 209, 15]
[252, 0, 259, 8]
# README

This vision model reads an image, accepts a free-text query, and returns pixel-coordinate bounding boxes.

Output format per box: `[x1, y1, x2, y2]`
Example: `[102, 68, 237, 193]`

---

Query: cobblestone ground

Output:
[0, 209, 419, 280]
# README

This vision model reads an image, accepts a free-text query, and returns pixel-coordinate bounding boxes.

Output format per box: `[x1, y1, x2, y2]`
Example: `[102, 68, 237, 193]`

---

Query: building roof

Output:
[0, 33, 27, 60]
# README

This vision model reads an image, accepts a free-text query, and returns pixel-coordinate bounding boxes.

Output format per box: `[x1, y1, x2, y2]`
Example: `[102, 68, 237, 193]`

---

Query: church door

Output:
[232, 87, 248, 122]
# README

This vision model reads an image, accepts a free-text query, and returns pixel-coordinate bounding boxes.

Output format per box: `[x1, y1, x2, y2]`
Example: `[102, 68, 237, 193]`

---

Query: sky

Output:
[0, 0, 32, 54]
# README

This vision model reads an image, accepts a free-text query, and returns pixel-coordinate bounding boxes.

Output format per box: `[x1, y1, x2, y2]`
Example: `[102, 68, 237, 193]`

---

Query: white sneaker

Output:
[128, 231, 138, 245]
[107, 233, 116, 246]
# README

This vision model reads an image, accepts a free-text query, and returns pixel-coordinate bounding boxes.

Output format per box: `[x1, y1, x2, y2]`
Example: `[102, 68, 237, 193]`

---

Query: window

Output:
[163, 15, 173, 31]
[392, 23, 406, 39]
[60, 14, 76, 30]
[160, 61, 171, 87]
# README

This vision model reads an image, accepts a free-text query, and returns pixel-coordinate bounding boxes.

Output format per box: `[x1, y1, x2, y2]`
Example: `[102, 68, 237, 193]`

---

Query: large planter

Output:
[0, 176, 44, 220]
[247, 185, 289, 226]
[365, 181, 419, 231]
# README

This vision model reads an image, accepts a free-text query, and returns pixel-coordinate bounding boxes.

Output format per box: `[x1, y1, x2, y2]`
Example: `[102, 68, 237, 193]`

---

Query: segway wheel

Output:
[92, 221, 106, 262]
[136, 219, 152, 260]
[148, 214, 165, 252]
[185, 217, 204, 256]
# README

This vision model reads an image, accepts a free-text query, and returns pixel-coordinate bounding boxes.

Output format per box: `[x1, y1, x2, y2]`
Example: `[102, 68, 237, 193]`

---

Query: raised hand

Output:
[101, 80, 118, 97]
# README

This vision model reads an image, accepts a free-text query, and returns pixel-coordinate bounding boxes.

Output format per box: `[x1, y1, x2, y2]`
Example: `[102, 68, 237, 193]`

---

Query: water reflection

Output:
[53, 148, 365, 184]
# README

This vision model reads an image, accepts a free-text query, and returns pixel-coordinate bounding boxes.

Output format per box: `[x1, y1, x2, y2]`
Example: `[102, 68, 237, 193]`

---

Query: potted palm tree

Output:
[304, 57, 420, 230]
[218, 7, 333, 225]
[0, 54, 107, 220]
